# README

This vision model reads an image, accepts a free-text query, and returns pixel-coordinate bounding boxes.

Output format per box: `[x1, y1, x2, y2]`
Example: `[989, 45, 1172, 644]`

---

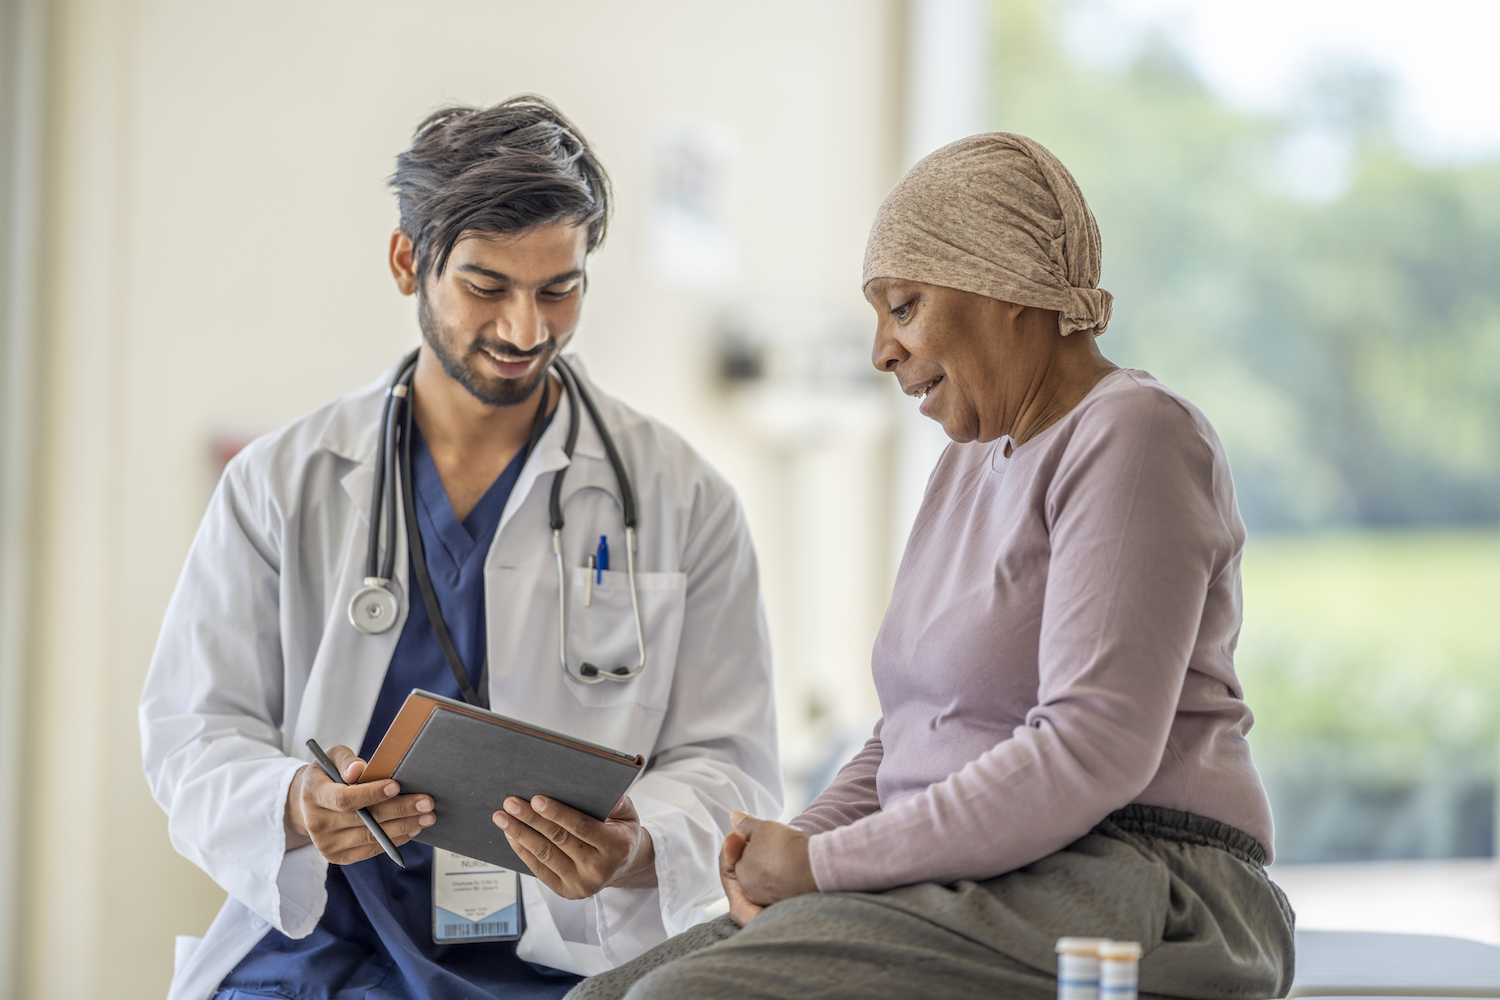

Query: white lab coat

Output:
[140, 357, 782, 1000]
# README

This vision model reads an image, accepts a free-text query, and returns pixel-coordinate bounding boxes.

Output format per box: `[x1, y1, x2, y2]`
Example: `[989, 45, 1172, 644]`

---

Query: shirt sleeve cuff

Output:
[807, 830, 841, 893]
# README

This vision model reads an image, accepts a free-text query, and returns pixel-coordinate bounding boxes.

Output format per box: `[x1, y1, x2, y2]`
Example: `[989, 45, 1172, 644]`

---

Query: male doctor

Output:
[140, 96, 781, 1000]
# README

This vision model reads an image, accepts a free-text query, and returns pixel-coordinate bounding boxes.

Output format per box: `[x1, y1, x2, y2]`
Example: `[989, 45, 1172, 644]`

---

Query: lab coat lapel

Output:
[494, 391, 574, 542]
[546, 359, 626, 526]
[491, 378, 616, 549]
[290, 379, 409, 757]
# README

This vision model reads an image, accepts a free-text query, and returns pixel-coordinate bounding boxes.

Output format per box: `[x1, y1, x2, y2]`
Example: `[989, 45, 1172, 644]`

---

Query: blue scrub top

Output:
[217, 418, 578, 1000]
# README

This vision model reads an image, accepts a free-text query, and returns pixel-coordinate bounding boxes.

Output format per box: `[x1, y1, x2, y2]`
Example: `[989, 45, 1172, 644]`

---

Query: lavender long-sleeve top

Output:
[794, 369, 1274, 893]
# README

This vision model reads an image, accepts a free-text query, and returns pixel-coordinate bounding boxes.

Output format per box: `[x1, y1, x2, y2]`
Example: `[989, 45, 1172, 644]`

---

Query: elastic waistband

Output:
[1100, 804, 1268, 867]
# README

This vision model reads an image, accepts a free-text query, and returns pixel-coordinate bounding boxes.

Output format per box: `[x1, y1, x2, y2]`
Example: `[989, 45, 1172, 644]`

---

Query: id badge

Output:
[432, 847, 524, 943]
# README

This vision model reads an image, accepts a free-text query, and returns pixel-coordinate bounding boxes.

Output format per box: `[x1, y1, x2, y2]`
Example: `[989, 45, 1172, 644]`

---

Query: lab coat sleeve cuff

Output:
[639, 808, 710, 936]
[591, 801, 717, 966]
[263, 758, 328, 937]
[274, 844, 329, 938]
[164, 753, 330, 937]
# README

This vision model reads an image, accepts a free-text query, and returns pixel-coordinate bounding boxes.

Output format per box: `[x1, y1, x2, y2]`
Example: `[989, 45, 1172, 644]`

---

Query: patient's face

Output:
[866, 277, 1058, 444]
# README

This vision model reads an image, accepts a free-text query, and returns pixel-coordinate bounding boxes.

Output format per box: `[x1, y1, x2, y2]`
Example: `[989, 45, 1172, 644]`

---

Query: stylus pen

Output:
[306, 738, 407, 868]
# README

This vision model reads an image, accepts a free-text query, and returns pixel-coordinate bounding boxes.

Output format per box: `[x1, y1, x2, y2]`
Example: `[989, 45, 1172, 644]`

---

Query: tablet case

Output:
[361, 689, 645, 871]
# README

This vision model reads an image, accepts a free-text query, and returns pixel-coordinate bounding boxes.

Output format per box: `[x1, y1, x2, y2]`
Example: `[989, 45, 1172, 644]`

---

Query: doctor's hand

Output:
[727, 812, 818, 910]
[494, 794, 656, 899]
[285, 745, 436, 865]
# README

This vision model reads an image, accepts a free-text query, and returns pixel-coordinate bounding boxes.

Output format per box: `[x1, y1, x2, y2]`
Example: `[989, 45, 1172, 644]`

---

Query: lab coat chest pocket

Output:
[564, 568, 684, 710]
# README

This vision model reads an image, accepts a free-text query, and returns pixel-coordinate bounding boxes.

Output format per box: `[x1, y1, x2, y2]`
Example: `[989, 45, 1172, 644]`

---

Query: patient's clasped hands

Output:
[719, 811, 818, 926]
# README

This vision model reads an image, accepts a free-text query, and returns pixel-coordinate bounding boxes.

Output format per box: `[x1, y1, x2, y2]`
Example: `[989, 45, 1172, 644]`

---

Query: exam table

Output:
[1289, 930, 1500, 998]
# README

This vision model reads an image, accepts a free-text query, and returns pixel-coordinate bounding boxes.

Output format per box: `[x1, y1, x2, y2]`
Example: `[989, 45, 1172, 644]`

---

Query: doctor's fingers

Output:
[303, 784, 433, 835]
[500, 796, 604, 857]
[497, 815, 588, 886]
[364, 792, 435, 825]
[306, 794, 434, 840]
[323, 744, 369, 783]
[306, 807, 431, 861]
[308, 770, 403, 814]
[315, 822, 419, 866]
[496, 801, 587, 864]
[505, 838, 575, 899]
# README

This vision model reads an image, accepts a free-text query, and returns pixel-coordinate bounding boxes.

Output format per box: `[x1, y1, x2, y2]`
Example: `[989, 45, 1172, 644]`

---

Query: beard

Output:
[417, 292, 557, 407]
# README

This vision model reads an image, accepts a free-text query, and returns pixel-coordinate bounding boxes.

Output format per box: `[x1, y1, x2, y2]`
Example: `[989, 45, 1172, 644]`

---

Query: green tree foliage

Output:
[1235, 529, 1500, 860]
[991, 0, 1500, 530]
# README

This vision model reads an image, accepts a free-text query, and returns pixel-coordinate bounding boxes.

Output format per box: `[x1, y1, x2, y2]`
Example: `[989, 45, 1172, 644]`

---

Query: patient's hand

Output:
[728, 812, 818, 911]
[719, 830, 764, 926]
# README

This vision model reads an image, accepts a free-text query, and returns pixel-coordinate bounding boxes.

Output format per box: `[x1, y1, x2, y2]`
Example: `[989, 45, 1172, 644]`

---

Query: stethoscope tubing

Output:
[348, 350, 647, 688]
[549, 358, 647, 684]
[398, 365, 489, 707]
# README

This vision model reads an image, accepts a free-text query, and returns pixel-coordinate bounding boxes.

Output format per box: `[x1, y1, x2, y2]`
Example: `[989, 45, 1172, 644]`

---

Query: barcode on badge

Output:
[443, 921, 511, 938]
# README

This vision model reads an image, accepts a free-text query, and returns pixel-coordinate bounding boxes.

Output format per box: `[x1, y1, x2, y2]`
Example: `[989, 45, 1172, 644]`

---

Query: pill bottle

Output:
[1055, 937, 1111, 1000]
[1099, 940, 1143, 1000]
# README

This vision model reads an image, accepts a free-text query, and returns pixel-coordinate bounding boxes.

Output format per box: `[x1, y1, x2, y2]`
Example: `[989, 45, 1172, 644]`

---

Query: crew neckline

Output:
[988, 368, 1133, 473]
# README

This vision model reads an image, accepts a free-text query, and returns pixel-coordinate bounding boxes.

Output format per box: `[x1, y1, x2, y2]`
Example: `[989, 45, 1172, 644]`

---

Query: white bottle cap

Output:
[1098, 941, 1142, 960]
[1056, 937, 1112, 955]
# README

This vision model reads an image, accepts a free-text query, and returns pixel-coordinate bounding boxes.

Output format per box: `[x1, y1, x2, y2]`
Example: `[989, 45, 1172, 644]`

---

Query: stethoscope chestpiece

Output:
[348, 577, 400, 635]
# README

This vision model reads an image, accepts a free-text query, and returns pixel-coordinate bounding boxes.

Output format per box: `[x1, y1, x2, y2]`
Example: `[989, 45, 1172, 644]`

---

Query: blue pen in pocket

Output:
[595, 535, 609, 582]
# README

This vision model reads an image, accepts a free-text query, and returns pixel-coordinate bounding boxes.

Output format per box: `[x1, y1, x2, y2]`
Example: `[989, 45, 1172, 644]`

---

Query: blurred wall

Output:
[18, 1, 905, 997]
[0, 0, 49, 993]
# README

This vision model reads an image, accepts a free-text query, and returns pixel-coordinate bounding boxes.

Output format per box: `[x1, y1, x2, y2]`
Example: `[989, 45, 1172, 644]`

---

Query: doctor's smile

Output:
[476, 344, 549, 381]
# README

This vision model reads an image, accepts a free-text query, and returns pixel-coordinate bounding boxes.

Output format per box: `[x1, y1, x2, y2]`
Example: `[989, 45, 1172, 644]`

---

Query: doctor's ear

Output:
[389, 229, 418, 296]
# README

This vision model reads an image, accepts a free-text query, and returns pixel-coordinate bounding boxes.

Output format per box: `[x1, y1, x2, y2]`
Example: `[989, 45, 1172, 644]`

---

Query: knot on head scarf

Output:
[862, 133, 1113, 337]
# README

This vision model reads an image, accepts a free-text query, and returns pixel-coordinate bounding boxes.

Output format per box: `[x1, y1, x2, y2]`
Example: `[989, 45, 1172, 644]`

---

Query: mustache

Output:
[467, 336, 557, 361]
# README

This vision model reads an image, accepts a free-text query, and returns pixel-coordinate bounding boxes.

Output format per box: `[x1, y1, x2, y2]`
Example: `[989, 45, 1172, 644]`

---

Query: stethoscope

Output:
[347, 349, 647, 697]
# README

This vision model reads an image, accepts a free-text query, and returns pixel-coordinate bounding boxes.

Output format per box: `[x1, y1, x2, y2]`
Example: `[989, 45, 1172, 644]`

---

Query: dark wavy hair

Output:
[390, 95, 612, 285]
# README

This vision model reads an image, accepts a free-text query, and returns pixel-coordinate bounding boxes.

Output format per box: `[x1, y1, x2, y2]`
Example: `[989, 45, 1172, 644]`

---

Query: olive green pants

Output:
[568, 805, 1295, 1000]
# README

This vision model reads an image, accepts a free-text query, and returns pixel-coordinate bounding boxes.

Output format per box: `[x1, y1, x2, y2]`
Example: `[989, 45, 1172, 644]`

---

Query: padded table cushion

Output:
[1289, 930, 1500, 997]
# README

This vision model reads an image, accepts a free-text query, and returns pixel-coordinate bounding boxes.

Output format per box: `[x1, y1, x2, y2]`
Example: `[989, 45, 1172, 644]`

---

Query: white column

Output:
[0, 2, 51, 997]
[891, 0, 993, 565]
[905, 0, 993, 169]
[20, 0, 133, 993]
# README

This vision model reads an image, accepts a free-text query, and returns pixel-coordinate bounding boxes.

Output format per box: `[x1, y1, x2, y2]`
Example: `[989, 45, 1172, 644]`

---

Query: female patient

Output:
[561, 134, 1294, 1000]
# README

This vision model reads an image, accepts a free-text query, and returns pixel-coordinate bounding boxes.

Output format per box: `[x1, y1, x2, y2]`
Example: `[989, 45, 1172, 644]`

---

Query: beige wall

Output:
[19, 1, 904, 996]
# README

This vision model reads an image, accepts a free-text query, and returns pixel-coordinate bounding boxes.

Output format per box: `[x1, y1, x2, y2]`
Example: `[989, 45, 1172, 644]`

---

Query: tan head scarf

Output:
[862, 133, 1113, 337]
